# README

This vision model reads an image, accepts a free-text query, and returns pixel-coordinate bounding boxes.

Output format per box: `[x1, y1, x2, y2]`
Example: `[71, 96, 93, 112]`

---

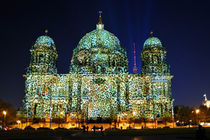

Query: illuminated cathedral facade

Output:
[23, 14, 174, 122]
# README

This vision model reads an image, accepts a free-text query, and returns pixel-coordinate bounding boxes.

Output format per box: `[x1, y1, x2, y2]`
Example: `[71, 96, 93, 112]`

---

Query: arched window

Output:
[39, 54, 45, 64]
[153, 55, 159, 64]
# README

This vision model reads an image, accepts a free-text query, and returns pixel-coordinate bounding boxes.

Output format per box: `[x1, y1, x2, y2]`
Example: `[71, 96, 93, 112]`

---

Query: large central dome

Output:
[76, 29, 124, 53]
[70, 13, 128, 74]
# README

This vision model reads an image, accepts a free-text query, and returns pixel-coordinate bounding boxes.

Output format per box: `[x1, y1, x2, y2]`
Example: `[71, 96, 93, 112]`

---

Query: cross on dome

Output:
[44, 29, 48, 35]
[150, 31, 154, 36]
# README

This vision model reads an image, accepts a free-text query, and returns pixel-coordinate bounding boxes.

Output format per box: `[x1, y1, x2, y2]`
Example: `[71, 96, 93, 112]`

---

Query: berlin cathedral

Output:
[23, 13, 174, 122]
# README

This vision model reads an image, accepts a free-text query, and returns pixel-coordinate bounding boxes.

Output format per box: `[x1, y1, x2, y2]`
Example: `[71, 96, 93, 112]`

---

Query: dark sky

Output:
[0, 0, 210, 108]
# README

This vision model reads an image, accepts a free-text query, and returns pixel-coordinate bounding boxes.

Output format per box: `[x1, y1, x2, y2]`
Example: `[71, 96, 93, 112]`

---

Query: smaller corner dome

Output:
[143, 36, 162, 49]
[33, 35, 56, 50]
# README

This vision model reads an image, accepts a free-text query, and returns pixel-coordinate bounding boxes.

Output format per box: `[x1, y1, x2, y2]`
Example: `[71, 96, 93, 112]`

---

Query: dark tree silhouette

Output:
[0, 99, 17, 125]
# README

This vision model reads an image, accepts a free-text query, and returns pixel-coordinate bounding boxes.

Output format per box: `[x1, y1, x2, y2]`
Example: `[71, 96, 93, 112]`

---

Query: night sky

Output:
[1, 0, 210, 108]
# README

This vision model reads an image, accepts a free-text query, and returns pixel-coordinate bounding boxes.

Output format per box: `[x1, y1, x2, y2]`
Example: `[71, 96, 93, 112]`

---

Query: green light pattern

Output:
[143, 37, 163, 48]
[33, 36, 56, 50]
[70, 28, 128, 75]
[23, 19, 173, 122]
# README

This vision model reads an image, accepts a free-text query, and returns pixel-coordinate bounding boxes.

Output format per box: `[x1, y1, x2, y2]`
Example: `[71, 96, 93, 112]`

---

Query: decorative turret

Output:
[141, 32, 170, 76]
[27, 30, 58, 74]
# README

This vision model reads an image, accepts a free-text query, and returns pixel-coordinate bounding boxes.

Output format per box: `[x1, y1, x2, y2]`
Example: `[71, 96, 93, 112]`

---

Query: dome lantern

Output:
[96, 11, 104, 30]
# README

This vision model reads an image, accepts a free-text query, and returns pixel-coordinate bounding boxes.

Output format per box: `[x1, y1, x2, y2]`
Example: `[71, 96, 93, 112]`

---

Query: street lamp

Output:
[189, 120, 192, 128]
[17, 120, 21, 129]
[195, 109, 200, 114]
[3, 111, 6, 116]
[59, 111, 64, 128]
[2, 110, 7, 127]
[133, 111, 136, 128]
[195, 109, 200, 125]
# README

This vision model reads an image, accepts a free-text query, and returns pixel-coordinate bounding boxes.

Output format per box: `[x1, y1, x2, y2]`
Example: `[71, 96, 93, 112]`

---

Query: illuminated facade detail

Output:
[203, 94, 210, 108]
[140, 32, 174, 119]
[23, 14, 173, 121]
[27, 35, 58, 74]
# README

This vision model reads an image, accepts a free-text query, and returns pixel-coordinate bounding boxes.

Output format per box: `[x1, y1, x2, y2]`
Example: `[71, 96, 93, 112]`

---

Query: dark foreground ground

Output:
[0, 128, 210, 140]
